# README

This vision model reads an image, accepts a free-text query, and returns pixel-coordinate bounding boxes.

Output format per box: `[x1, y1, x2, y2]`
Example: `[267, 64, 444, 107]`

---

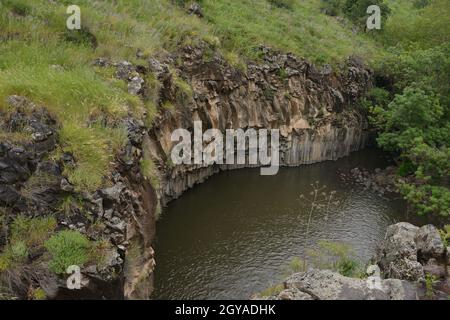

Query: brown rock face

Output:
[146, 46, 373, 203]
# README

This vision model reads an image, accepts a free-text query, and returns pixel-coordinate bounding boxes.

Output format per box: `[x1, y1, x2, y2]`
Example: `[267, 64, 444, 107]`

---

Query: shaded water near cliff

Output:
[153, 149, 422, 299]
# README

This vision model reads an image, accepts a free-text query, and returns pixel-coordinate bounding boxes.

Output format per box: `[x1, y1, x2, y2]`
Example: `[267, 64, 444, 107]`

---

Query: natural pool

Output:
[153, 149, 422, 299]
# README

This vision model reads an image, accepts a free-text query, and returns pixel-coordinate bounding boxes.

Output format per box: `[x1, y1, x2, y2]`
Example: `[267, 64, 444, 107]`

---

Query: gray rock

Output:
[103, 208, 114, 220]
[415, 224, 445, 262]
[115, 60, 134, 80]
[0, 185, 19, 204]
[60, 178, 74, 192]
[374, 222, 424, 281]
[281, 269, 420, 300]
[278, 288, 313, 300]
[188, 3, 203, 18]
[100, 182, 124, 202]
[128, 75, 144, 95]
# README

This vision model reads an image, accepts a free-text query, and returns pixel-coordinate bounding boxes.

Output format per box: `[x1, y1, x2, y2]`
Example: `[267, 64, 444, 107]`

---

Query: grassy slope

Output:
[202, 0, 380, 64]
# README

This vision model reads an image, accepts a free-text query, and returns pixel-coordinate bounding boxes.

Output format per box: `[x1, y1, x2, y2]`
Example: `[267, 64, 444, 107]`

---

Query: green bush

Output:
[397, 160, 416, 177]
[44, 230, 92, 274]
[63, 27, 97, 48]
[400, 183, 450, 217]
[413, 0, 431, 9]
[337, 258, 359, 277]
[307, 241, 360, 277]
[284, 241, 361, 278]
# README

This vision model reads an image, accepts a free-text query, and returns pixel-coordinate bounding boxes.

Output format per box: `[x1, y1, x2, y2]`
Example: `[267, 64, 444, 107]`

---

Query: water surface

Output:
[153, 149, 421, 299]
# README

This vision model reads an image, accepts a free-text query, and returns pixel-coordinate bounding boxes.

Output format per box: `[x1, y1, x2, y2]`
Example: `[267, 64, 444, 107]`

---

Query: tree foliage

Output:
[367, 35, 450, 217]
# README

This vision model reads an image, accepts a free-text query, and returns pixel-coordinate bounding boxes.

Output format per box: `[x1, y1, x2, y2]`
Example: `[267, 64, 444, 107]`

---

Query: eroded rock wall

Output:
[146, 46, 373, 203]
[0, 44, 374, 300]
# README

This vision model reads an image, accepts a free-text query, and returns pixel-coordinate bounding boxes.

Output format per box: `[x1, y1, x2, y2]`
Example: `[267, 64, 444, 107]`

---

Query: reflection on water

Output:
[153, 149, 422, 299]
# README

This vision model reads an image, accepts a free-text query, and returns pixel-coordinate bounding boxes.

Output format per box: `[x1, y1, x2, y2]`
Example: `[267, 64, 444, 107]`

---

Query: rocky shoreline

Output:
[265, 222, 449, 300]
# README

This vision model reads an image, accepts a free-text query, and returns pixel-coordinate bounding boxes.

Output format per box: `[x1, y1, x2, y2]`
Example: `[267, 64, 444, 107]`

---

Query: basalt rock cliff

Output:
[144, 45, 373, 204]
[0, 44, 374, 299]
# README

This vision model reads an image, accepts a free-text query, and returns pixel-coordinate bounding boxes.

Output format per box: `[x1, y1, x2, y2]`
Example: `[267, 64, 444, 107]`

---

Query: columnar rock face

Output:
[146, 46, 373, 204]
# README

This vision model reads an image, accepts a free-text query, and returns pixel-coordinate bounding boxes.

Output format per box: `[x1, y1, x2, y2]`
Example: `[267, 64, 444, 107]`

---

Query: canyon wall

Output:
[145, 46, 373, 204]
[0, 44, 374, 300]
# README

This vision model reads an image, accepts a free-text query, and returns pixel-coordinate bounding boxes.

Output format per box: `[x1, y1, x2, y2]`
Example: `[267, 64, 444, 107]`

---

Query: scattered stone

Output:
[339, 166, 398, 196]
[92, 57, 110, 67]
[128, 75, 144, 95]
[114, 60, 134, 80]
[187, 3, 203, 18]
[60, 178, 74, 192]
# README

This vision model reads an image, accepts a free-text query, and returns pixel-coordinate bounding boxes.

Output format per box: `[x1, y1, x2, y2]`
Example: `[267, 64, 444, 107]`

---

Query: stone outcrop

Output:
[373, 222, 424, 281]
[0, 96, 156, 300]
[339, 166, 399, 196]
[374, 222, 447, 281]
[273, 269, 421, 300]
[144, 45, 373, 204]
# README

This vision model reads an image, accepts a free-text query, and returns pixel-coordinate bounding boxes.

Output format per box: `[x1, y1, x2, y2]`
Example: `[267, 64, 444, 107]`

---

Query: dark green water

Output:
[153, 149, 421, 299]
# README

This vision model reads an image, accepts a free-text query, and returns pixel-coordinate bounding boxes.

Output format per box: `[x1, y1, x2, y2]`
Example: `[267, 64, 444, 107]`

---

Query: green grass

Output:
[10, 215, 57, 247]
[202, 0, 381, 64]
[0, 215, 57, 272]
[0, 0, 202, 191]
[140, 157, 161, 189]
[44, 230, 92, 274]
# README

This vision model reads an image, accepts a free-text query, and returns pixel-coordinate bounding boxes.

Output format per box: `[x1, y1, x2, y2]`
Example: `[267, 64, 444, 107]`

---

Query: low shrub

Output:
[44, 230, 92, 274]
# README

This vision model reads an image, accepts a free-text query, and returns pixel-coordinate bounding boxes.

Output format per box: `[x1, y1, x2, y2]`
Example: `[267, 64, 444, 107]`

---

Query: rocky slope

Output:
[266, 222, 449, 300]
[0, 96, 156, 299]
[0, 44, 374, 299]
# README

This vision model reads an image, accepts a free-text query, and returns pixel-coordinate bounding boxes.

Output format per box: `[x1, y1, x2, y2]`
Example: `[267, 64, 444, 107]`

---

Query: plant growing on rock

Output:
[425, 273, 438, 298]
[44, 230, 92, 274]
[284, 241, 361, 278]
